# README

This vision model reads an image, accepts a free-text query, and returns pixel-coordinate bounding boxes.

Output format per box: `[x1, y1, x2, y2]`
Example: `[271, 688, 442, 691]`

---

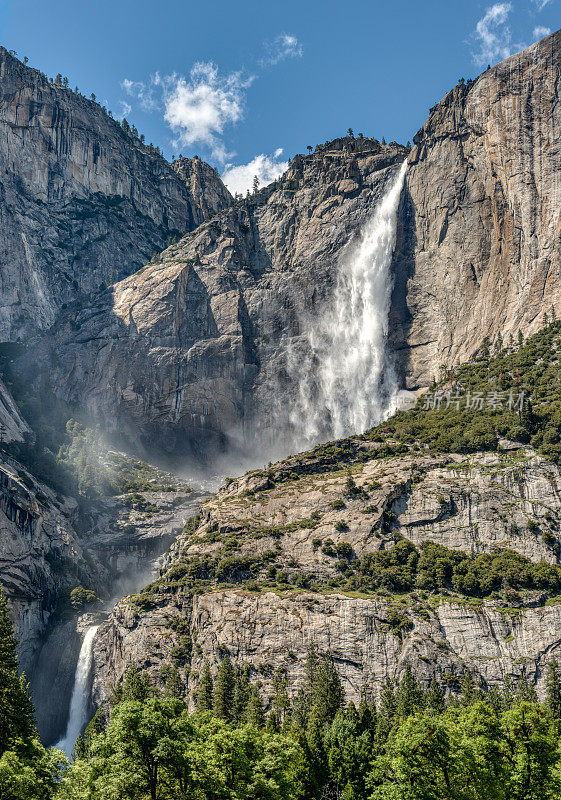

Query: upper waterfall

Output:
[285, 160, 407, 450]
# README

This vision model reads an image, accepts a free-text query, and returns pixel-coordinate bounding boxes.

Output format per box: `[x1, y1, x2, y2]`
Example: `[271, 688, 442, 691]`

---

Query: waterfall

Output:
[285, 160, 407, 450]
[55, 625, 99, 757]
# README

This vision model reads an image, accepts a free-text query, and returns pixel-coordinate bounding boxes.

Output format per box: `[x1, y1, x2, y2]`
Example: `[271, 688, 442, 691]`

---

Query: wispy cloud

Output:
[533, 24, 552, 39]
[121, 77, 160, 112]
[260, 33, 303, 66]
[534, 0, 552, 9]
[118, 100, 132, 119]
[472, 3, 514, 66]
[222, 149, 288, 195]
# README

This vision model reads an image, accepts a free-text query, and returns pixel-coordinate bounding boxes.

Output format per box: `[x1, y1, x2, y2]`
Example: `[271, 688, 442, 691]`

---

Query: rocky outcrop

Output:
[90, 443, 561, 707]
[92, 588, 561, 709]
[0, 377, 30, 442]
[0, 453, 103, 671]
[0, 47, 230, 340]
[27, 482, 207, 745]
[0, 436, 207, 673]
[391, 29, 561, 386]
[27, 142, 408, 460]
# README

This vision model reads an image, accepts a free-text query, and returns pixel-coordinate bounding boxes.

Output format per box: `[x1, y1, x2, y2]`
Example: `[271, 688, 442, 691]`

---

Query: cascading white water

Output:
[56, 625, 99, 757]
[286, 160, 407, 449]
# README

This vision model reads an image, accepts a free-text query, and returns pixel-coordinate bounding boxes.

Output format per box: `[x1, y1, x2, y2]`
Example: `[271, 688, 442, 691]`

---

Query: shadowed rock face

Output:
[0, 48, 231, 340]
[30, 143, 408, 461]
[390, 29, 561, 387]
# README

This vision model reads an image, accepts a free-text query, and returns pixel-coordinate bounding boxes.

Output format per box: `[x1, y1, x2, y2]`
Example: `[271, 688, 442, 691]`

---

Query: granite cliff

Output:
[91, 440, 561, 708]
[28, 141, 408, 461]
[24, 31, 561, 462]
[2, 28, 561, 737]
[391, 29, 561, 385]
[0, 47, 230, 340]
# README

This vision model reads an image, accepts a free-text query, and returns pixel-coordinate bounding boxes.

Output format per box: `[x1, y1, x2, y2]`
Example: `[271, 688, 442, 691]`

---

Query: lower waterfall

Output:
[55, 625, 99, 757]
[285, 160, 408, 450]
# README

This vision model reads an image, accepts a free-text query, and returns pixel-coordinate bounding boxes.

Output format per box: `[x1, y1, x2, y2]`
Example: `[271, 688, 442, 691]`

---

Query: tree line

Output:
[2, 586, 561, 798]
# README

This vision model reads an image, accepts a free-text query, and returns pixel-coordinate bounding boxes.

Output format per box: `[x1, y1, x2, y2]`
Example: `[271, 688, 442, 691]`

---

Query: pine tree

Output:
[425, 678, 446, 715]
[266, 711, 280, 732]
[291, 688, 309, 731]
[119, 665, 151, 702]
[377, 677, 396, 741]
[515, 673, 538, 703]
[395, 665, 424, 717]
[311, 653, 344, 725]
[379, 677, 396, 720]
[305, 715, 329, 794]
[246, 686, 265, 727]
[460, 669, 479, 706]
[0, 592, 35, 755]
[346, 701, 359, 726]
[213, 655, 235, 721]
[545, 659, 561, 719]
[233, 666, 250, 723]
[196, 660, 213, 712]
[161, 665, 184, 698]
[272, 671, 291, 729]
[357, 697, 374, 734]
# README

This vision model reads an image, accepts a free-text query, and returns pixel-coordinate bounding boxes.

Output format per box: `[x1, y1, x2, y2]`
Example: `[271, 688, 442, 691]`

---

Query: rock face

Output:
[0, 47, 230, 340]
[0, 377, 30, 442]
[0, 452, 102, 672]
[0, 433, 207, 675]
[27, 31, 561, 460]
[90, 443, 561, 707]
[28, 142, 408, 460]
[27, 482, 207, 745]
[391, 29, 561, 386]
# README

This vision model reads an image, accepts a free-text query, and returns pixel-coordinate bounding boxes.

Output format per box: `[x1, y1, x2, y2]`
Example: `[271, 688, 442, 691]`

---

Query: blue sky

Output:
[1, 0, 558, 193]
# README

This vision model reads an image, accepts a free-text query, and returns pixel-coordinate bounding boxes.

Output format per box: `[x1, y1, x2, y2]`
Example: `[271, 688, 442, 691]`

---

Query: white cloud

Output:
[260, 33, 303, 66]
[122, 64, 252, 163]
[472, 3, 513, 66]
[533, 25, 552, 38]
[222, 148, 288, 196]
[160, 63, 253, 163]
[120, 32, 304, 164]
[534, 0, 552, 9]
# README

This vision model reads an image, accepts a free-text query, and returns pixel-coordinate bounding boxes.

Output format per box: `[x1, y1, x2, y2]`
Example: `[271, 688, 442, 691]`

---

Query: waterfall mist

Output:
[281, 160, 408, 453]
[55, 625, 99, 757]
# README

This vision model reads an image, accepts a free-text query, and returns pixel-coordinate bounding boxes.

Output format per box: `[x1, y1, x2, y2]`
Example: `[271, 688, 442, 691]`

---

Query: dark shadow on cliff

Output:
[388, 175, 418, 390]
